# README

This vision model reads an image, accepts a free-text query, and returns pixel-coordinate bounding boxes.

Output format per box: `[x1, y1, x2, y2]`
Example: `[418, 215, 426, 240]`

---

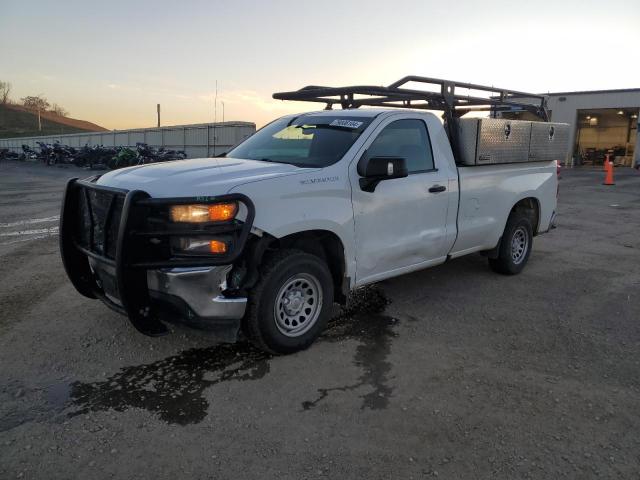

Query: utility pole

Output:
[214, 80, 218, 124]
[222, 101, 225, 123]
[157, 104, 161, 128]
[37, 107, 42, 132]
[213, 81, 218, 155]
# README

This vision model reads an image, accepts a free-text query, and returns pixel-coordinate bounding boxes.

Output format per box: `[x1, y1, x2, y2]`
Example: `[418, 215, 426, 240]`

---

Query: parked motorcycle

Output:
[36, 142, 55, 165]
[135, 143, 186, 164]
[20, 145, 38, 161]
[52, 142, 78, 165]
[0, 148, 21, 161]
[109, 147, 137, 170]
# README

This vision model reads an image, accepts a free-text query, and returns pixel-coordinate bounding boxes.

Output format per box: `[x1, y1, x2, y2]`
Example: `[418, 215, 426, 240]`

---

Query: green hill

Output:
[0, 104, 107, 139]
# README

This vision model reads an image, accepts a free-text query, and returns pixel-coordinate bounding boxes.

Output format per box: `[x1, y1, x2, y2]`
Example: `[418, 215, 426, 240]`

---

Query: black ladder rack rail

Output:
[272, 75, 549, 120]
[273, 75, 550, 165]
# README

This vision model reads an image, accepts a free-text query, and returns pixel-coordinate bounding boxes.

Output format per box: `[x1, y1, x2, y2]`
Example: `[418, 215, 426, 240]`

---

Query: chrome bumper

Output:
[146, 265, 247, 321]
[88, 260, 245, 339]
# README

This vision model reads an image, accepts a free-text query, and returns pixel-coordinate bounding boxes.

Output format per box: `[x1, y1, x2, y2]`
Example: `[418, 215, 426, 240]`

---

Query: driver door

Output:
[350, 116, 452, 285]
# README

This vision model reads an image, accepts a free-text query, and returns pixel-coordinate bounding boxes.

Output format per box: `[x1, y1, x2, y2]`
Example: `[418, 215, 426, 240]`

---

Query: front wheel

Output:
[488, 212, 533, 275]
[243, 249, 334, 354]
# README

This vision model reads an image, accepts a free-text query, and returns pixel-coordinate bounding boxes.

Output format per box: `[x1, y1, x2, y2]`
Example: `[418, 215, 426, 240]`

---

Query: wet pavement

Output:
[1, 160, 640, 479]
[5, 283, 395, 427]
[67, 304, 398, 424]
[68, 343, 271, 425]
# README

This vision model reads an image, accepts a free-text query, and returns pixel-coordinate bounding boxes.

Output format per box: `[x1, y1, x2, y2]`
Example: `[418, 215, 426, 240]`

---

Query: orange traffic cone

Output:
[603, 154, 610, 171]
[603, 159, 615, 186]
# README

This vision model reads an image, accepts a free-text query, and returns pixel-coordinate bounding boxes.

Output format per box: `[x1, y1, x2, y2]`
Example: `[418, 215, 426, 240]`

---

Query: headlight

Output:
[169, 202, 238, 223]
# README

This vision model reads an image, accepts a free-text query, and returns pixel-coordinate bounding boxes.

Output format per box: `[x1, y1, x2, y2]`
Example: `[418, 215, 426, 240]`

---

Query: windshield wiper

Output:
[254, 157, 290, 165]
[257, 158, 307, 168]
[226, 157, 304, 167]
[226, 156, 285, 164]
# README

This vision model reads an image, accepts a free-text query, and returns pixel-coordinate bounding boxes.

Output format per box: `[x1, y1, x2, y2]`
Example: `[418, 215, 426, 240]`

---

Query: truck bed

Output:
[450, 161, 557, 257]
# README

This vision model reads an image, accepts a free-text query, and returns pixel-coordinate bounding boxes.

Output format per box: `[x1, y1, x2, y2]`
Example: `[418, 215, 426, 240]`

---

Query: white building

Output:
[506, 89, 640, 167]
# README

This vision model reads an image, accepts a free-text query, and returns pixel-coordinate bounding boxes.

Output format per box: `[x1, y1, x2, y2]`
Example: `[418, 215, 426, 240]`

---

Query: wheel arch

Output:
[275, 229, 349, 304]
[510, 196, 541, 235]
[484, 196, 541, 260]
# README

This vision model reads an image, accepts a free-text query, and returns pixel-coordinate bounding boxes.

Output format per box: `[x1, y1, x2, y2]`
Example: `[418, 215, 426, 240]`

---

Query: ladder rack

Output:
[273, 75, 549, 121]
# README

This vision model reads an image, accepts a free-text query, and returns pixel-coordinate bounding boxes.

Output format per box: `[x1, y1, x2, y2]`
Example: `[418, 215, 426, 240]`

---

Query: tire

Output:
[244, 249, 334, 354]
[488, 211, 533, 275]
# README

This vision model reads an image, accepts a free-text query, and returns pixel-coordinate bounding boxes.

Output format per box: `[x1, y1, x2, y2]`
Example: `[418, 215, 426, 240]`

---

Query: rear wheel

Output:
[488, 211, 533, 275]
[243, 249, 333, 354]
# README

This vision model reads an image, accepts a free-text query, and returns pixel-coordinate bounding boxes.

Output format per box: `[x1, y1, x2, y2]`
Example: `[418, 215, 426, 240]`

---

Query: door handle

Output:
[428, 185, 447, 193]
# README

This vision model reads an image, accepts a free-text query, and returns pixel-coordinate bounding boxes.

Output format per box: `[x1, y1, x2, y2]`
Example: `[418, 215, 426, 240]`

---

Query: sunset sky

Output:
[2, 0, 639, 130]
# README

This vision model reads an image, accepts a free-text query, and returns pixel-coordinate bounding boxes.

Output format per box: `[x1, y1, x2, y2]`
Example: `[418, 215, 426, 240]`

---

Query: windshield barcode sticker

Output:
[329, 119, 363, 129]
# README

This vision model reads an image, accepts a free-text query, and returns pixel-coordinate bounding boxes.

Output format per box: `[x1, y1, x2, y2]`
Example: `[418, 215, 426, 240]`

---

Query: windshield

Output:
[226, 115, 373, 168]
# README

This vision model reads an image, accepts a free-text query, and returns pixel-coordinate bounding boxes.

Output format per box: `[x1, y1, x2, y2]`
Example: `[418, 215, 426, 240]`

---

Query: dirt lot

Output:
[1, 160, 639, 479]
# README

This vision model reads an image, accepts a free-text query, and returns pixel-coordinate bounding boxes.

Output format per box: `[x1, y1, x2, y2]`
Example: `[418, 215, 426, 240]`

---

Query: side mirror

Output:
[357, 156, 408, 192]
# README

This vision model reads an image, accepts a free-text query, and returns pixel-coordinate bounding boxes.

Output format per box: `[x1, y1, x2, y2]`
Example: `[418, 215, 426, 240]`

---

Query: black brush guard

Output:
[59, 177, 254, 336]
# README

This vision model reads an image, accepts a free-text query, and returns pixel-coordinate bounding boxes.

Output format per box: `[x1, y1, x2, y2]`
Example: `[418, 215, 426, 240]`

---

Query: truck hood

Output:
[96, 157, 313, 197]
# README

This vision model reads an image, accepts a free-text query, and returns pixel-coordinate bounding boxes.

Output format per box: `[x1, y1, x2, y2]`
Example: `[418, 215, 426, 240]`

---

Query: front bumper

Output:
[147, 265, 247, 324]
[89, 260, 247, 338]
[59, 177, 254, 337]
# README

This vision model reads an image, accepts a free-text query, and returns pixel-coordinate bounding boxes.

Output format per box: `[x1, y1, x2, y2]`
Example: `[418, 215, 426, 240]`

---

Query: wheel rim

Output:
[274, 273, 323, 338]
[511, 227, 529, 265]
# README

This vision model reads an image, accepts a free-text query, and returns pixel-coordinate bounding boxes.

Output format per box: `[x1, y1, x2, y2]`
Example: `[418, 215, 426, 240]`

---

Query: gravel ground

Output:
[0, 160, 639, 479]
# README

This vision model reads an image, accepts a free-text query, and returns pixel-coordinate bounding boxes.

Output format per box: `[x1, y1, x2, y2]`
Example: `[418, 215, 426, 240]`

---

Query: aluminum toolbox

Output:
[457, 118, 569, 166]
[529, 121, 570, 162]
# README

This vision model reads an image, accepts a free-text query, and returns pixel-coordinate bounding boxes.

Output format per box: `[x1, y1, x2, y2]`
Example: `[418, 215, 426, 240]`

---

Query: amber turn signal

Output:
[208, 240, 228, 254]
[207, 202, 238, 222]
[170, 202, 238, 223]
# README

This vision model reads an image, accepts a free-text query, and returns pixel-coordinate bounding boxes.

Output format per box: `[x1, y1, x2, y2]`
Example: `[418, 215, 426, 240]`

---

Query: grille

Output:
[106, 199, 123, 259]
[77, 188, 124, 260]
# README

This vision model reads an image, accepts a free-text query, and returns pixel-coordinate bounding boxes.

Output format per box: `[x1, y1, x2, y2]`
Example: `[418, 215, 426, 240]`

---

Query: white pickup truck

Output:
[60, 77, 564, 354]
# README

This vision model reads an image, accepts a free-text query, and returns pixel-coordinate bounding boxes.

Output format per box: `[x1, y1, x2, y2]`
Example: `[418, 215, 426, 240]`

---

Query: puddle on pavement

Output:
[66, 285, 398, 425]
[68, 343, 269, 425]
[302, 286, 397, 411]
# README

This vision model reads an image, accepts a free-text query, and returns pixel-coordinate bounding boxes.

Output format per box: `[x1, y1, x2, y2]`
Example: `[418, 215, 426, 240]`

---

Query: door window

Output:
[367, 119, 434, 173]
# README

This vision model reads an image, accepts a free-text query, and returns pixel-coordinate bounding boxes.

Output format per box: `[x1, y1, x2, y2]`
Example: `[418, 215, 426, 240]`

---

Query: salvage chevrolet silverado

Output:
[60, 76, 565, 354]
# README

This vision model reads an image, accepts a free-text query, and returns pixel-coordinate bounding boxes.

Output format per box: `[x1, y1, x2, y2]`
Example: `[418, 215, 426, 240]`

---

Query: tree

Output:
[21, 95, 50, 111]
[0, 81, 11, 104]
[50, 103, 68, 117]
